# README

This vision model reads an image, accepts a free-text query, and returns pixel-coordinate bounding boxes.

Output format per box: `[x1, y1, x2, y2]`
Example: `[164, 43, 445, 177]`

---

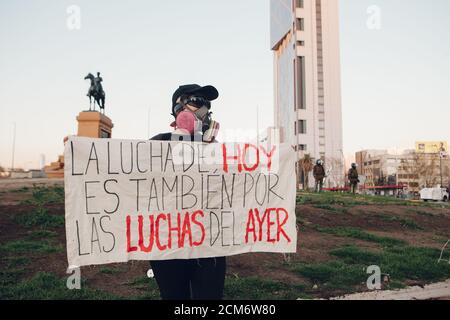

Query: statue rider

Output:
[94, 72, 104, 95]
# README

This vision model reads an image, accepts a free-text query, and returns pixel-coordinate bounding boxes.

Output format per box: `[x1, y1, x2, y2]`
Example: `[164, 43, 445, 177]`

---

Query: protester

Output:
[149, 84, 225, 300]
[313, 159, 326, 193]
[348, 163, 359, 194]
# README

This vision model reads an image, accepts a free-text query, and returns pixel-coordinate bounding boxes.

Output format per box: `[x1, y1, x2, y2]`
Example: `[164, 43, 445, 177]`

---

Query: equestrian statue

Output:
[84, 72, 106, 113]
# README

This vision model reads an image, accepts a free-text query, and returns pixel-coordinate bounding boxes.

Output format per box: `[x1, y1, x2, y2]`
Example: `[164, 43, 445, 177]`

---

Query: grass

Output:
[409, 209, 435, 217]
[297, 192, 366, 207]
[297, 191, 445, 293]
[224, 276, 310, 300]
[0, 272, 120, 300]
[25, 185, 64, 205]
[297, 191, 447, 208]
[330, 246, 450, 282]
[3, 257, 31, 268]
[330, 246, 381, 265]
[373, 214, 423, 230]
[26, 230, 58, 240]
[1, 185, 122, 300]
[0, 186, 447, 300]
[0, 239, 62, 254]
[0, 269, 26, 287]
[14, 211, 64, 229]
[292, 245, 450, 292]
[99, 267, 124, 275]
[128, 276, 161, 300]
[292, 261, 366, 291]
[18, 185, 64, 210]
[314, 226, 406, 247]
[10, 187, 29, 193]
[13, 186, 65, 229]
[312, 204, 348, 213]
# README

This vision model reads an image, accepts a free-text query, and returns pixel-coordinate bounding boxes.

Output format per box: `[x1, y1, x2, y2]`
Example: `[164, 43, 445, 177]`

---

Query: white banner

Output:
[64, 137, 297, 267]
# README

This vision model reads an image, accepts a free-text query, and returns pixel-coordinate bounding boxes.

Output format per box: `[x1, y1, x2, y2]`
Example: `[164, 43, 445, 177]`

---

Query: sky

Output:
[0, 0, 449, 170]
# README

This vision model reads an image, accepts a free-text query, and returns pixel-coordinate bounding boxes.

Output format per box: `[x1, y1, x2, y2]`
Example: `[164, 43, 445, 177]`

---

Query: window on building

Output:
[294, 121, 297, 135]
[296, 57, 306, 109]
[298, 120, 306, 134]
[297, 18, 305, 31]
[298, 144, 307, 151]
[293, 59, 297, 111]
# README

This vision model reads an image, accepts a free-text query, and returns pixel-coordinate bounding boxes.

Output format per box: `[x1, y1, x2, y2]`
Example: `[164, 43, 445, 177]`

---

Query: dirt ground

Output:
[0, 179, 63, 205]
[1, 178, 449, 300]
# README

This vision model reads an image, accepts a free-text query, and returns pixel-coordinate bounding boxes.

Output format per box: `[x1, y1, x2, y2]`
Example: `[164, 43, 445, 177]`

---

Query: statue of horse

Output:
[84, 73, 106, 113]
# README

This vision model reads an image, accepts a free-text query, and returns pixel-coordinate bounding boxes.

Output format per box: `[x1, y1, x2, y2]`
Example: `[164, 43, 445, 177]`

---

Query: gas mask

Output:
[173, 96, 220, 142]
[175, 109, 203, 136]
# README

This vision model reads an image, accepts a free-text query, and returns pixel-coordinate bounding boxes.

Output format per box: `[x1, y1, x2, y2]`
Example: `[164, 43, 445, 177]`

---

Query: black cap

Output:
[172, 84, 219, 114]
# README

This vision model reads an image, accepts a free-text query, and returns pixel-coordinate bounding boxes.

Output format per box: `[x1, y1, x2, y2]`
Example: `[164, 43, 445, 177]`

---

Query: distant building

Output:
[356, 143, 450, 193]
[10, 170, 46, 179]
[270, 0, 344, 187]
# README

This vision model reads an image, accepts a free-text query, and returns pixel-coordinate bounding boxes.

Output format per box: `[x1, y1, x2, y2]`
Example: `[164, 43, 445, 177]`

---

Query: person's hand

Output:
[63, 135, 75, 145]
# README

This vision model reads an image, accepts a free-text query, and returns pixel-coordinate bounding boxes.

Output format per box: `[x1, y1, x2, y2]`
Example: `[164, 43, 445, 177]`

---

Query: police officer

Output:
[348, 163, 359, 194]
[313, 159, 326, 193]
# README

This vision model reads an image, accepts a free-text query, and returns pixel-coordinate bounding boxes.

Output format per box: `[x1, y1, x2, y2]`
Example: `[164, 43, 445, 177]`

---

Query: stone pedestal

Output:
[45, 111, 114, 179]
[77, 111, 114, 138]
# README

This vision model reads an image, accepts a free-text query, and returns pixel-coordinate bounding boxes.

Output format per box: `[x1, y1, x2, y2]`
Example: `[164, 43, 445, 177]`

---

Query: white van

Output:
[419, 187, 449, 202]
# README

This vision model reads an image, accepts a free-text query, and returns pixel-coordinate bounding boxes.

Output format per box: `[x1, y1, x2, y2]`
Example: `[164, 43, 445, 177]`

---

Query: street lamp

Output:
[439, 150, 447, 188]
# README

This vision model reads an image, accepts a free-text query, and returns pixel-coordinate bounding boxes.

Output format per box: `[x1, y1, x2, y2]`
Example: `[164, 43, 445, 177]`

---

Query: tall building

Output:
[271, 0, 343, 187]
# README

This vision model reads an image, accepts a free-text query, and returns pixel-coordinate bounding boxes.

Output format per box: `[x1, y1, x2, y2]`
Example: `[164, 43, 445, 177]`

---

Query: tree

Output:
[421, 156, 439, 188]
[299, 154, 314, 191]
[401, 153, 439, 190]
[323, 156, 345, 188]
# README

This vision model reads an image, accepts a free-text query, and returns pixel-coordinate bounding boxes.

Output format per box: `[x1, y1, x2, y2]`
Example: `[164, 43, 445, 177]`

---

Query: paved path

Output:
[331, 279, 450, 300]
